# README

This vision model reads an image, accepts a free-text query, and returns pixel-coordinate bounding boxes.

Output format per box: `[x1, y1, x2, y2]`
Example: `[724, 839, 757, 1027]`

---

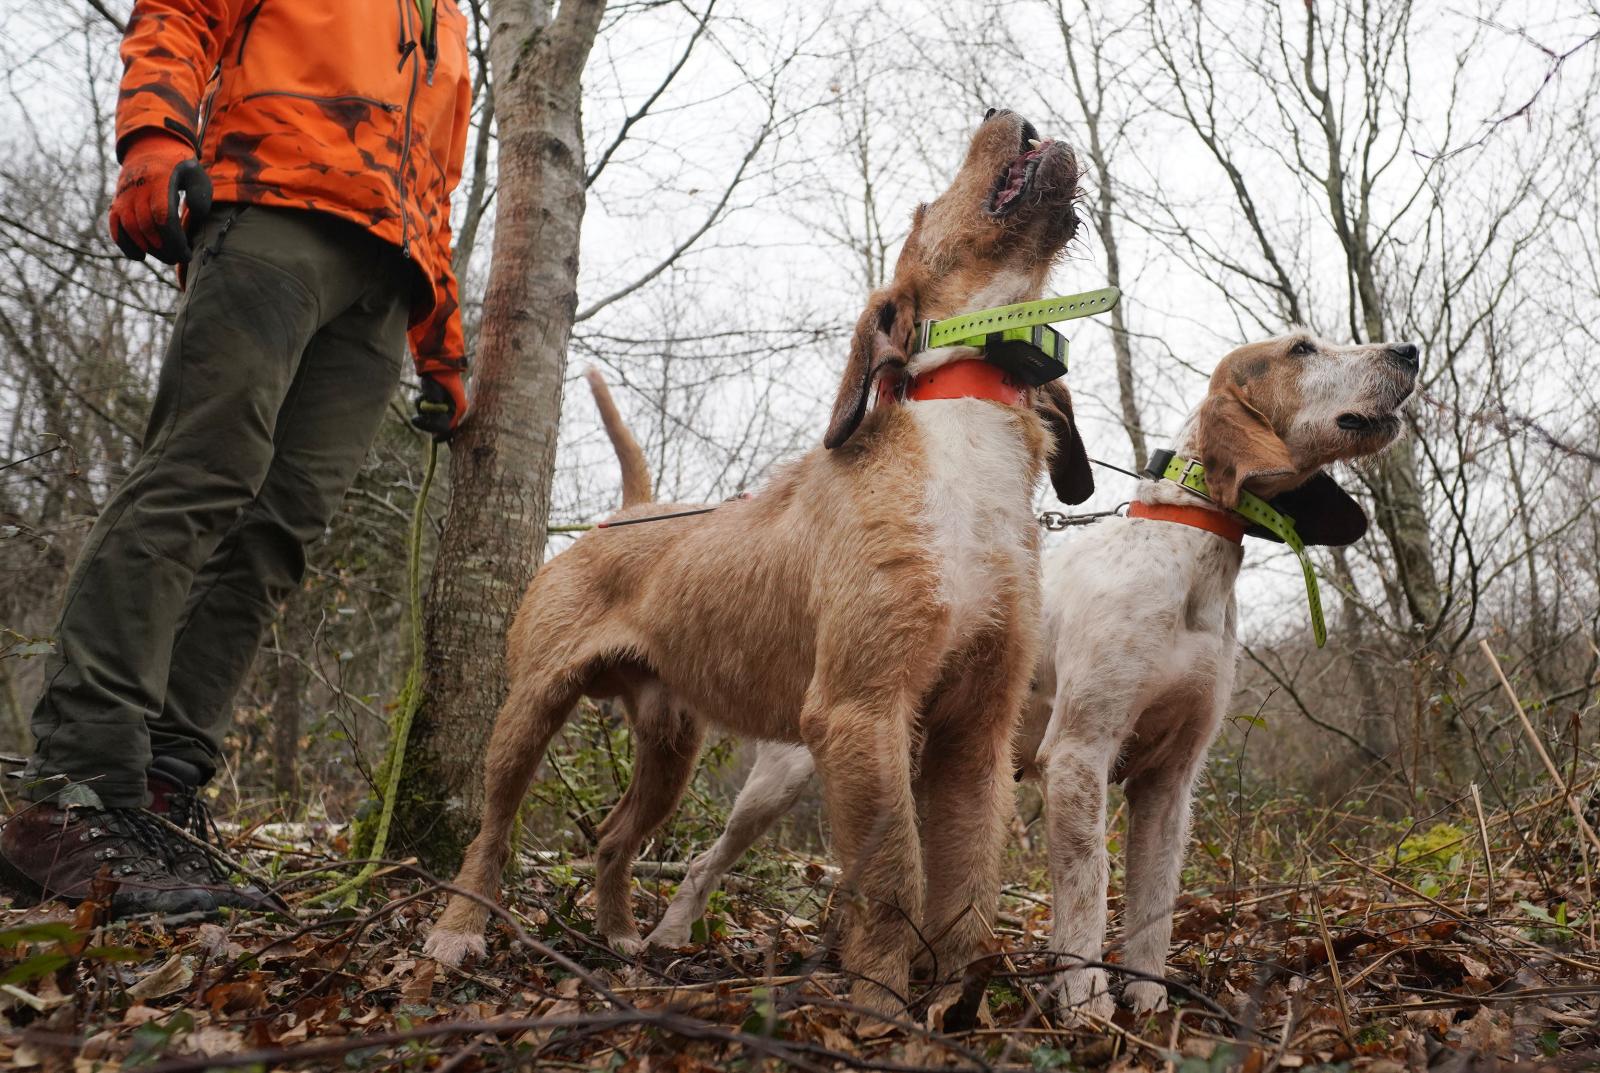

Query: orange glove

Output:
[108, 133, 213, 264]
[412, 370, 469, 441]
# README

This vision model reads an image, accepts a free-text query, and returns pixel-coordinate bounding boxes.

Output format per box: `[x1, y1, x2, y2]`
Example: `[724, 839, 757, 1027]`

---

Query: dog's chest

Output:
[910, 401, 1036, 638]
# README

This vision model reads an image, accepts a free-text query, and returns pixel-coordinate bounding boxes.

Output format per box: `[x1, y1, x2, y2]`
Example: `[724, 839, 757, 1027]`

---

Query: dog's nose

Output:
[1387, 342, 1420, 371]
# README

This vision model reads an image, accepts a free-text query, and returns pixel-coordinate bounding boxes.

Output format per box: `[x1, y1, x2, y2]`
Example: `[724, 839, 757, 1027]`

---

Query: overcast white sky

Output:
[6, 0, 1599, 648]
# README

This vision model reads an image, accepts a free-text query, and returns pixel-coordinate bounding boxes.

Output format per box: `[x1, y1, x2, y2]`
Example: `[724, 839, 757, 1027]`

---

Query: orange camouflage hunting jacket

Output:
[116, 0, 472, 374]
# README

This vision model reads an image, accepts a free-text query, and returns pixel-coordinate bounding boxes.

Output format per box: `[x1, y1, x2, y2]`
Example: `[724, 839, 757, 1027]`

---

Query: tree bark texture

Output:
[395, 0, 608, 869]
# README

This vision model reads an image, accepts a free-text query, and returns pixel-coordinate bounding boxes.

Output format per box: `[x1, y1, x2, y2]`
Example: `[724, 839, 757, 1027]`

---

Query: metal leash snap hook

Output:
[1037, 511, 1070, 531]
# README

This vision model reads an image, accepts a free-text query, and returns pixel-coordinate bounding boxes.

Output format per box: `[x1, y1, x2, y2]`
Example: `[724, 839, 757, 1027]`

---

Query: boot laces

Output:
[161, 785, 221, 847]
[153, 806, 234, 885]
[68, 808, 173, 878]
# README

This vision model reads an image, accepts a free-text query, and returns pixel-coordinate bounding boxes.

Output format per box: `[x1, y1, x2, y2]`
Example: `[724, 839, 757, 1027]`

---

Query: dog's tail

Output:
[585, 367, 653, 507]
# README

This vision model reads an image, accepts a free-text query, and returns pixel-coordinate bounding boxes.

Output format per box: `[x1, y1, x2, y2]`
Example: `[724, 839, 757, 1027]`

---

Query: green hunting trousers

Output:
[24, 205, 411, 808]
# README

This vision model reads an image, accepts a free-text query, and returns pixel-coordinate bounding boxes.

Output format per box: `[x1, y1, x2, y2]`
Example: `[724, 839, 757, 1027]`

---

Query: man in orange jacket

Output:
[0, 1, 473, 916]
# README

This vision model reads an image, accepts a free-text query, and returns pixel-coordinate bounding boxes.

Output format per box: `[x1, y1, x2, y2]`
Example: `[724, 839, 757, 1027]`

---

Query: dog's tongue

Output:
[996, 139, 1051, 210]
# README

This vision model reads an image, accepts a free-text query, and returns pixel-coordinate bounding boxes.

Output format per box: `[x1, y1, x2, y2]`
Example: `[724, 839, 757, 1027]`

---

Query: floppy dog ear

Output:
[1193, 388, 1295, 510]
[824, 283, 916, 449]
[1035, 380, 1094, 504]
[1266, 472, 1368, 547]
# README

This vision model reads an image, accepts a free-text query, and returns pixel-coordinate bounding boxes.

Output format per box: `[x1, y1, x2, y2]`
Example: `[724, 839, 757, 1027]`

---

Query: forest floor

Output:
[4, 773, 1600, 1071]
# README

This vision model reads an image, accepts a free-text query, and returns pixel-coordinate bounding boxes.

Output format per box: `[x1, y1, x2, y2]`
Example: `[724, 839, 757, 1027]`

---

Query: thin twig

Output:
[1310, 892, 1356, 1048]
[1469, 782, 1496, 900]
[1480, 639, 1600, 859]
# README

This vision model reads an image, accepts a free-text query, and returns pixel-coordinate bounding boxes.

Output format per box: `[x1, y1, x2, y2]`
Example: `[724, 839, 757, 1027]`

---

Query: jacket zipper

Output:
[235, 2, 266, 64]
[396, 0, 420, 259]
[200, 0, 267, 150]
[240, 90, 400, 112]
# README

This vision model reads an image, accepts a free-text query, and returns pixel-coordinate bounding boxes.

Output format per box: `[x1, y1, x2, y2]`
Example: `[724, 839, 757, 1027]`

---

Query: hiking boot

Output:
[146, 756, 279, 912]
[0, 801, 220, 917]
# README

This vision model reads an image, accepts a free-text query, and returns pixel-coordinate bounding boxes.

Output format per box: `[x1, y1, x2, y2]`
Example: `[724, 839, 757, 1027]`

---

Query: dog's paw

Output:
[645, 918, 693, 949]
[422, 927, 484, 967]
[1053, 967, 1115, 1024]
[1123, 979, 1169, 1014]
[1123, 979, 1170, 1014]
[607, 932, 647, 957]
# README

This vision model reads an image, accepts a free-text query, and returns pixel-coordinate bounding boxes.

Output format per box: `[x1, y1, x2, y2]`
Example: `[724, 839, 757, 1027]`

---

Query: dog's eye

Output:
[1289, 339, 1317, 357]
[983, 107, 998, 121]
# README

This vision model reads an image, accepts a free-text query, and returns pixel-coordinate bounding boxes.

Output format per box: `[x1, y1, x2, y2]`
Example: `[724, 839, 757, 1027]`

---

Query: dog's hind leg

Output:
[1120, 691, 1217, 1013]
[424, 666, 585, 967]
[592, 684, 706, 955]
[648, 741, 814, 948]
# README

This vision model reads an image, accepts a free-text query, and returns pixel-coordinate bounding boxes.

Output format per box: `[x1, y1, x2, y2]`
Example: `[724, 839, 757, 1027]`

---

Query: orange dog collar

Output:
[904, 359, 1027, 405]
[1127, 499, 1246, 544]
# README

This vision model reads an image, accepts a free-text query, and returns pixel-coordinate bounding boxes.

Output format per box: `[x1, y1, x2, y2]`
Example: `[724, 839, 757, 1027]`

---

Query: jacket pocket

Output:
[240, 91, 401, 114]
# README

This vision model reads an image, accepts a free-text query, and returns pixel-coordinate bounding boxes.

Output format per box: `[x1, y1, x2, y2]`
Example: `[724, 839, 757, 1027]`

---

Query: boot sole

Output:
[0, 852, 232, 920]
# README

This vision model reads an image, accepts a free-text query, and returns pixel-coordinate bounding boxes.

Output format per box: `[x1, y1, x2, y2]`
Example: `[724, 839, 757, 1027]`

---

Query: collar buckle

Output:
[1176, 456, 1211, 500]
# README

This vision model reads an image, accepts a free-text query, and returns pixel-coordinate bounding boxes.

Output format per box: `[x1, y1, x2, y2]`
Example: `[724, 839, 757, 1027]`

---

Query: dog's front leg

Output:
[647, 742, 814, 948]
[913, 637, 1031, 1023]
[803, 691, 924, 1021]
[1038, 727, 1118, 1022]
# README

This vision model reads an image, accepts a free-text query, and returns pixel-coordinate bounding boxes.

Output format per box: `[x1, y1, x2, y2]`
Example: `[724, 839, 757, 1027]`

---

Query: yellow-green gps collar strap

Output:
[1145, 448, 1327, 648]
[912, 286, 1120, 387]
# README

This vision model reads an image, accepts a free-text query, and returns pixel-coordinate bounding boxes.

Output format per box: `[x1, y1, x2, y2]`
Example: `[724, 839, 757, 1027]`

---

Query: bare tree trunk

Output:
[395, 0, 608, 868]
[1057, 1, 1146, 468]
[1298, 2, 1442, 637]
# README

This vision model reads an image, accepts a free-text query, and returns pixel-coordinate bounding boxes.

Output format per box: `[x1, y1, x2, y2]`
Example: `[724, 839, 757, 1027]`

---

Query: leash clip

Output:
[1038, 511, 1070, 531]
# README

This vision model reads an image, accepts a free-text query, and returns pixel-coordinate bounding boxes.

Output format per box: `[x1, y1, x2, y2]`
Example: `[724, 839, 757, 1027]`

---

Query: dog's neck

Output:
[905, 274, 1045, 380]
[1130, 415, 1245, 580]
[1133, 414, 1234, 515]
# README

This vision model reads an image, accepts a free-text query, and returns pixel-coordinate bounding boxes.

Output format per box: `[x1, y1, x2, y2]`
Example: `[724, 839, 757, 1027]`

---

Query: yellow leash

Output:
[315, 437, 439, 906]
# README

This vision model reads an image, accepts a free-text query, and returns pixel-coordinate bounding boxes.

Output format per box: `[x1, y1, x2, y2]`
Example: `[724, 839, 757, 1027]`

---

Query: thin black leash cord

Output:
[0, 443, 65, 475]
[594, 505, 718, 528]
[1089, 456, 1145, 482]
[555, 463, 1151, 535]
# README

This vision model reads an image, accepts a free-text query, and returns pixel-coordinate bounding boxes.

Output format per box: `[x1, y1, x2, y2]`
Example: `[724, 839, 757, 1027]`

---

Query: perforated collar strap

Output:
[1146, 449, 1328, 648]
[912, 287, 1121, 387]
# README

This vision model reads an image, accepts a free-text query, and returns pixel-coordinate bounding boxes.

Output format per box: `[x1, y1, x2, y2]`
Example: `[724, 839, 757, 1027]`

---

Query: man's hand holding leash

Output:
[413, 368, 469, 441]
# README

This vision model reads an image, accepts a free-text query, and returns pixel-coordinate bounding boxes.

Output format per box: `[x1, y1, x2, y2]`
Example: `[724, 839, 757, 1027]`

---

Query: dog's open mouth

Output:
[1336, 412, 1400, 435]
[987, 119, 1052, 217]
